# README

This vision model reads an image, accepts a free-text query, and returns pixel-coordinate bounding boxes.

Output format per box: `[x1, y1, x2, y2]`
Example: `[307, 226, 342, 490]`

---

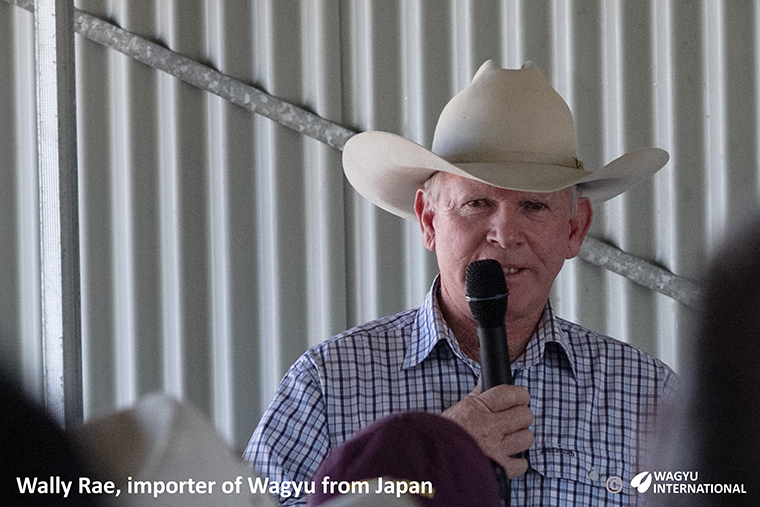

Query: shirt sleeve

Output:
[662, 365, 680, 403]
[244, 355, 329, 506]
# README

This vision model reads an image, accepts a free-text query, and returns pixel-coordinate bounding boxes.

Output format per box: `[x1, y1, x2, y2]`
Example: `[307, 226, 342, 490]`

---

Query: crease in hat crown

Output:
[431, 60, 582, 171]
[342, 60, 669, 221]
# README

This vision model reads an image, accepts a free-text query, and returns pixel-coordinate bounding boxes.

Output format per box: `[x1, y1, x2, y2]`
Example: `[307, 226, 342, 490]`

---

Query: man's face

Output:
[415, 173, 592, 328]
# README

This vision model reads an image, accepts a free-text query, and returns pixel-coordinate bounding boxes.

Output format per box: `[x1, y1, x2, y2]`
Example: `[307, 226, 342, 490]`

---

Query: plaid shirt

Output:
[245, 280, 678, 506]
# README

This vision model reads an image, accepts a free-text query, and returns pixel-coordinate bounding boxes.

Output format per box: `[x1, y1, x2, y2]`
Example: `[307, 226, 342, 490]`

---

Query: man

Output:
[245, 61, 678, 505]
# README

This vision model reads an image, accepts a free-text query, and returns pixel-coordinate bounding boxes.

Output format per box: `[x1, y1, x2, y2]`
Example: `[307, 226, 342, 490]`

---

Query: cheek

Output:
[436, 240, 469, 274]
[433, 222, 483, 273]
[533, 226, 573, 269]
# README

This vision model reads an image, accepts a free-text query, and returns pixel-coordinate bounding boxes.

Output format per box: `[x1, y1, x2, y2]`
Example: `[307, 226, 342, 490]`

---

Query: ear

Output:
[565, 197, 593, 259]
[414, 188, 436, 252]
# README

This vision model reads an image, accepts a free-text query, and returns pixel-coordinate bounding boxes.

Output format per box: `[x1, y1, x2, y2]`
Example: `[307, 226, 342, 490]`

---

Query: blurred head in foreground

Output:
[0, 371, 100, 506]
[664, 215, 760, 505]
[308, 411, 503, 507]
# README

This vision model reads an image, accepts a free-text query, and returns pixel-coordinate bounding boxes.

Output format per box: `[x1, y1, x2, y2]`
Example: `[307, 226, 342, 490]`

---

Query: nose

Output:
[485, 206, 525, 248]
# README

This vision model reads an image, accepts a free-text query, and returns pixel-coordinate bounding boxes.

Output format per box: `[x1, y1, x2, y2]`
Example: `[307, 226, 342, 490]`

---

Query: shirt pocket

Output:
[529, 445, 631, 490]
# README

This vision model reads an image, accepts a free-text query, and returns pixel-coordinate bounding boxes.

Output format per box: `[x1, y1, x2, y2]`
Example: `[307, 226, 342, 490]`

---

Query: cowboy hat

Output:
[342, 60, 669, 221]
[74, 394, 277, 507]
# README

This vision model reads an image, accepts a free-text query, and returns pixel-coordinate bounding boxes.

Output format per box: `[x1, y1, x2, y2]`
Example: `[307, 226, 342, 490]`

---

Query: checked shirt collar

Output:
[401, 277, 580, 383]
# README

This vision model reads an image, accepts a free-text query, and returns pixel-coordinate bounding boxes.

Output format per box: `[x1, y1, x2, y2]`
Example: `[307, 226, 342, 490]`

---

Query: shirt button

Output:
[588, 470, 599, 481]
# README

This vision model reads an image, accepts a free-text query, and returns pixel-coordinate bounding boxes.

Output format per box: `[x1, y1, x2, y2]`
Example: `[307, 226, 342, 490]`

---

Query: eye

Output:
[466, 199, 488, 208]
[456, 198, 493, 215]
[522, 201, 548, 212]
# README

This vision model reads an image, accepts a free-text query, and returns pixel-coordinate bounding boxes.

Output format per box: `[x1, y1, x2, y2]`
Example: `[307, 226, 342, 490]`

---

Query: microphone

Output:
[465, 259, 513, 389]
[465, 259, 514, 506]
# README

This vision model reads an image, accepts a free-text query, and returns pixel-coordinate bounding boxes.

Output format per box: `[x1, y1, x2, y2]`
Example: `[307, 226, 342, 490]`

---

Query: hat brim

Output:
[342, 131, 669, 221]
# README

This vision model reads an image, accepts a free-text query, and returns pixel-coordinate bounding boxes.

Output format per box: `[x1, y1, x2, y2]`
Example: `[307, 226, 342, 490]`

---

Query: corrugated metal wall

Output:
[1, 0, 759, 452]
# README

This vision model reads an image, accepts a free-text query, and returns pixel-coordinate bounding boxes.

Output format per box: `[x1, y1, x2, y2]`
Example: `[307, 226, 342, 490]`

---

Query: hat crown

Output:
[432, 61, 579, 168]
[341, 60, 669, 221]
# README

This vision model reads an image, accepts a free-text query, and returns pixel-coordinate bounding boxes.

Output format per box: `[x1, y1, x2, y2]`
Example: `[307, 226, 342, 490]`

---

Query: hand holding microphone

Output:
[441, 259, 533, 484]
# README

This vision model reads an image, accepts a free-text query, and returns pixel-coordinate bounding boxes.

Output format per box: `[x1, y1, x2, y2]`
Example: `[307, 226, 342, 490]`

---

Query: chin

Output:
[506, 297, 545, 321]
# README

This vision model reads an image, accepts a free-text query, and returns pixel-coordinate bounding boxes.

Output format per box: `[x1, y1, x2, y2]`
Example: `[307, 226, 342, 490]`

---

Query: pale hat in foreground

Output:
[74, 394, 276, 507]
[342, 60, 669, 221]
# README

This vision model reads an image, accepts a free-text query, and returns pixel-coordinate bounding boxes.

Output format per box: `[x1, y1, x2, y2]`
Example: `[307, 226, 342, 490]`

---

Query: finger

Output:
[488, 429, 534, 477]
[503, 455, 530, 479]
[503, 427, 534, 456]
[444, 397, 534, 443]
[475, 384, 530, 412]
[486, 405, 534, 437]
[481, 421, 534, 456]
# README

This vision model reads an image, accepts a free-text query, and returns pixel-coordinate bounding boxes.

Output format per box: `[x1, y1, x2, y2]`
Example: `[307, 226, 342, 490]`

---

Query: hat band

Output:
[442, 150, 584, 170]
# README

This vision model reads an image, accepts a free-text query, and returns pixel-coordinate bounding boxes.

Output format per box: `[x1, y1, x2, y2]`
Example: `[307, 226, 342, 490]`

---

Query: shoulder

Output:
[556, 317, 678, 397]
[290, 307, 420, 372]
[557, 316, 674, 371]
[319, 307, 418, 351]
[329, 307, 419, 345]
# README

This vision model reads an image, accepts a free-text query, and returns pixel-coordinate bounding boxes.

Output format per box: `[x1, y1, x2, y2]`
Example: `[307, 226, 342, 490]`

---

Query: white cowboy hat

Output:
[342, 60, 669, 221]
[74, 394, 277, 507]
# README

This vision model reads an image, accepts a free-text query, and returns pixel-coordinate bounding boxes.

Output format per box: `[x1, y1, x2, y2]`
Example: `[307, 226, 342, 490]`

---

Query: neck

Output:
[437, 291, 542, 363]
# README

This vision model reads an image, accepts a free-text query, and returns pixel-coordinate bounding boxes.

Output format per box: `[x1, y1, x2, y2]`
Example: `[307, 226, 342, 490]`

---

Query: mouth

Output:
[503, 267, 524, 275]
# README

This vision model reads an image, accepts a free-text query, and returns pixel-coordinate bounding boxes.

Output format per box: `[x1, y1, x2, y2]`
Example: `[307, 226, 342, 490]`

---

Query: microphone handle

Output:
[476, 325, 513, 390]
[477, 325, 515, 507]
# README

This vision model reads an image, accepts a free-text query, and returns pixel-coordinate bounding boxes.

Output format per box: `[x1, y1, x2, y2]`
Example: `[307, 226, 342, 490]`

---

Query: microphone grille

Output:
[466, 259, 508, 325]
